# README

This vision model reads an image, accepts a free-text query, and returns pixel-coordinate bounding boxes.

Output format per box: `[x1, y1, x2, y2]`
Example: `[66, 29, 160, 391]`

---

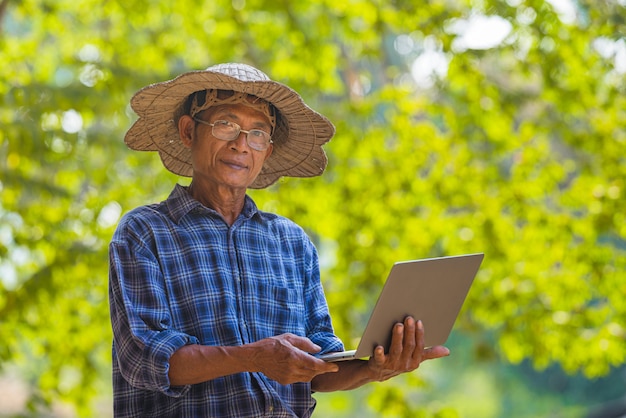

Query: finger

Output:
[411, 319, 425, 362]
[402, 316, 417, 355]
[422, 345, 450, 360]
[388, 322, 405, 356]
[277, 347, 339, 377]
[283, 334, 322, 354]
[274, 361, 337, 385]
[372, 345, 386, 365]
[313, 358, 340, 373]
[297, 353, 340, 375]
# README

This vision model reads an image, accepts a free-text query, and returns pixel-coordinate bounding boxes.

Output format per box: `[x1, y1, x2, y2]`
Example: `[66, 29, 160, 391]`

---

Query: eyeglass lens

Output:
[206, 119, 271, 151]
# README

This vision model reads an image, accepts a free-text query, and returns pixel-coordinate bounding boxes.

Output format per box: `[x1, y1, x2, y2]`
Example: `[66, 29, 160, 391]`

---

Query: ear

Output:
[178, 115, 195, 148]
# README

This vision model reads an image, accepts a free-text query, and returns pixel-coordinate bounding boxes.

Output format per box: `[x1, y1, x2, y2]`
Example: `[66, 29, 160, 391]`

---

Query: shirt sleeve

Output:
[109, 216, 200, 397]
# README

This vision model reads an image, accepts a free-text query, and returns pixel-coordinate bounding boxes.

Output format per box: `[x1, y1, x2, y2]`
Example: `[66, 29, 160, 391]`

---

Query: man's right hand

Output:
[244, 333, 339, 385]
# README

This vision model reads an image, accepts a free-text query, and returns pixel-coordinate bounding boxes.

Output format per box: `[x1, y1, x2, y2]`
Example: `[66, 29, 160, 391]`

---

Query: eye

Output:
[248, 130, 267, 138]
[214, 120, 236, 128]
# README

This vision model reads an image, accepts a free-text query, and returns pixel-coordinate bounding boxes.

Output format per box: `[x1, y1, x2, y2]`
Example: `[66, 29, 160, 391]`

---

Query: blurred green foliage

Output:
[1, 0, 624, 416]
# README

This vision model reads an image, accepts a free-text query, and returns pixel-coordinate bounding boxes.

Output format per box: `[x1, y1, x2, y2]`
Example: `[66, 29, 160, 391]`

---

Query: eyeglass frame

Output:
[192, 117, 273, 151]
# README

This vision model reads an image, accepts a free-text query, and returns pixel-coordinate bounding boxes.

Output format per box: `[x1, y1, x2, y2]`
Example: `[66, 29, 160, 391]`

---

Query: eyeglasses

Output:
[193, 118, 273, 151]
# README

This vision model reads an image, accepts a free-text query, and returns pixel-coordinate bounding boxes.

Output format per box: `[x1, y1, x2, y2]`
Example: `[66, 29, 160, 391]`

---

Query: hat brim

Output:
[124, 68, 335, 189]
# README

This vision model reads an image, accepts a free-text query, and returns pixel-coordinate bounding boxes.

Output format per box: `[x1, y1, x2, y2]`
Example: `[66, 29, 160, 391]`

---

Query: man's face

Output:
[185, 104, 273, 191]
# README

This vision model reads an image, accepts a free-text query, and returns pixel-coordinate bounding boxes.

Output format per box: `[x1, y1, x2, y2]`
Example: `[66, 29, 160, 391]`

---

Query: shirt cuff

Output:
[309, 332, 345, 355]
[143, 329, 200, 397]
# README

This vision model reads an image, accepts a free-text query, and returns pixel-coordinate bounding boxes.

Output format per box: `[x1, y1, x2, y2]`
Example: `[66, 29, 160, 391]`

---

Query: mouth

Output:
[221, 159, 248, 171]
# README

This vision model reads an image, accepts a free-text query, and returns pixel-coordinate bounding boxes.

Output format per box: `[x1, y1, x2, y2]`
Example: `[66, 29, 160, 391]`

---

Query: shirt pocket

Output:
[249, 284, 306, 338]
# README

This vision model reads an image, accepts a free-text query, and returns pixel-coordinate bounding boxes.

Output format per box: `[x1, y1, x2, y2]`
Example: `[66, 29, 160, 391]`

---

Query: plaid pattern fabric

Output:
[109, 184, 343, 417]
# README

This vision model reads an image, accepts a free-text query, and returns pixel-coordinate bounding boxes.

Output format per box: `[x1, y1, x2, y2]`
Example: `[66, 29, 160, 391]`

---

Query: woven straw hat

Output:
[124, 63, 335, 189]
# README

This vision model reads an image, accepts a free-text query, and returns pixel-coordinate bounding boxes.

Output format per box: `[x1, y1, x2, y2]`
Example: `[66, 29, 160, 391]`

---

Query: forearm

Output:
[311, 359, 376, 392]
[169, 334, 340, 386]
[168, 344, 251, 386]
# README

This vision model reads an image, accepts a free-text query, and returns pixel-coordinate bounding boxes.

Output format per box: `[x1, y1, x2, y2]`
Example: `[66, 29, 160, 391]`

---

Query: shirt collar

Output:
[166, 184, 259, 224]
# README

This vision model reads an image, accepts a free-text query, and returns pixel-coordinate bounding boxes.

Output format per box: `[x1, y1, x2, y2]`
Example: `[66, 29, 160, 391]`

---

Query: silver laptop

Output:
[319, 253, 484, 362]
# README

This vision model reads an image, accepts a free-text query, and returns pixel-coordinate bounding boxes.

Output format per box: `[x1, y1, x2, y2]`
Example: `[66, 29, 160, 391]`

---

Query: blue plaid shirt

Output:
[109, 184, 343, 417]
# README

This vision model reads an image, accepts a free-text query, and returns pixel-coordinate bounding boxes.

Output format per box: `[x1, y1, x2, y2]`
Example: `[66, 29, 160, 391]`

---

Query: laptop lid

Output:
[348, 253, 484, 359]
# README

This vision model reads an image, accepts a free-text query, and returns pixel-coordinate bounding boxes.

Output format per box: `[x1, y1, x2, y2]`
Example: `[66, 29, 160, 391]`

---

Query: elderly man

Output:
[109, 63, 449, 417]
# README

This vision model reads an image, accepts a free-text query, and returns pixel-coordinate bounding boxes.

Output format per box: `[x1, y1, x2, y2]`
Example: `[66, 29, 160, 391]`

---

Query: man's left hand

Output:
[367, 316, 450, 382]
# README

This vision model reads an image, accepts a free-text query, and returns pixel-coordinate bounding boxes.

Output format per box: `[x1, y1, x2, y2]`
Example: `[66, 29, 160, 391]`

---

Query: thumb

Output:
[424, 345, 451, 360]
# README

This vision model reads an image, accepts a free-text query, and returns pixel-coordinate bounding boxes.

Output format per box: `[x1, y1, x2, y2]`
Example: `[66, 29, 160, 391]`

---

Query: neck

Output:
[188, 182, 246, 226]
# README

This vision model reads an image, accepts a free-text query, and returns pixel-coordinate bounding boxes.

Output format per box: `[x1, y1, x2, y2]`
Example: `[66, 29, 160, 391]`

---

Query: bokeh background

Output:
[1, 0, 625, 416]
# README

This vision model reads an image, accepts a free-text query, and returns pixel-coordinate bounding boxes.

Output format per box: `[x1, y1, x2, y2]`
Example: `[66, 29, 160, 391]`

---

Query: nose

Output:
[229, 131, 249, 152]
